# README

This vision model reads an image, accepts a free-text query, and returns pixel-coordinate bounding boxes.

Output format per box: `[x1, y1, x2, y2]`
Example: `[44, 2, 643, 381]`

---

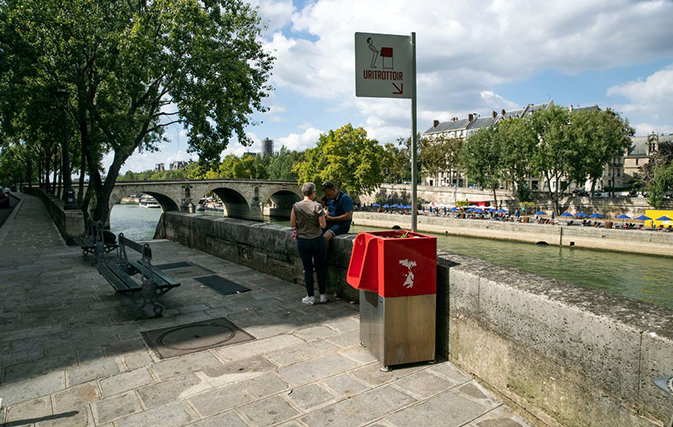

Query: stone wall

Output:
[23, 188, 84, 243]
[158, 211, 673, 427]
[353, 212, 673, 257]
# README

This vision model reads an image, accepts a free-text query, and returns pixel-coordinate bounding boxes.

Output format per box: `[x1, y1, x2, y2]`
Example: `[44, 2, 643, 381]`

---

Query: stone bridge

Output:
[83, 179, 302, 222]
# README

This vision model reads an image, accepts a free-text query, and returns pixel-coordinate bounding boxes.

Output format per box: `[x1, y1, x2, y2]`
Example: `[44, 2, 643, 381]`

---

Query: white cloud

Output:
[607, 65, 673, 135]
[256, 0, 673, 142]
[277, 127, 323, 151]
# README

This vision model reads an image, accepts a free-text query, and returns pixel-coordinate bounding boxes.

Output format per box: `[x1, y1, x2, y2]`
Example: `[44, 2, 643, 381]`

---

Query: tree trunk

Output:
[492, 188, 498, 210]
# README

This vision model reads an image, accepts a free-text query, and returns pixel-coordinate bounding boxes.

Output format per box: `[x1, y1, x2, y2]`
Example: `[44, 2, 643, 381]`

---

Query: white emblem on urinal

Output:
[399, 259, 417, 288]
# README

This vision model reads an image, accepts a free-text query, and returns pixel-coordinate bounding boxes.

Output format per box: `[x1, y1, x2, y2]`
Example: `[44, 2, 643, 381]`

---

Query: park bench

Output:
[73, 219, 118, 258]
[96, 233, 180, 317]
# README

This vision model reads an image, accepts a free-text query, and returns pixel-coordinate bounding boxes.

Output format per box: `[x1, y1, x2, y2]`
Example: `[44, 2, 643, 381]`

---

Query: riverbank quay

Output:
[0, 193, 532, 427]
[352, 212, 673, 257]
[159, 211, 673, 427]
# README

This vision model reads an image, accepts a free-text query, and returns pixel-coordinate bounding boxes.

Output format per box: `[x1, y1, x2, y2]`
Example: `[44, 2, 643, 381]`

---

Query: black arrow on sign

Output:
[392, 83, 403, 95]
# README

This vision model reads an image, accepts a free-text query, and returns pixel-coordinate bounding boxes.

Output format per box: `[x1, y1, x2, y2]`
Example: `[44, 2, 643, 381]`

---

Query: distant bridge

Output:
[81, 179, 302, 222]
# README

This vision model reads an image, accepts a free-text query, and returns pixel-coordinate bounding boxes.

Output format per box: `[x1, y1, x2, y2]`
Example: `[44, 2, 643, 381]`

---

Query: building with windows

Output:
[154, 163, 165, 172]
[169, 161, 188, 171]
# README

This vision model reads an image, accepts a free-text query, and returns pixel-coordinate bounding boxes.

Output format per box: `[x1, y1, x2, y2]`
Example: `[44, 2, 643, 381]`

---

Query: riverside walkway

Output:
[0, 193, 533, 427]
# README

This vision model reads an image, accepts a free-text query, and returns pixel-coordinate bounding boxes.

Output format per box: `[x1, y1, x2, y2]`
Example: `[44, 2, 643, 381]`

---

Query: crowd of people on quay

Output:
[355, 202, 673, 232]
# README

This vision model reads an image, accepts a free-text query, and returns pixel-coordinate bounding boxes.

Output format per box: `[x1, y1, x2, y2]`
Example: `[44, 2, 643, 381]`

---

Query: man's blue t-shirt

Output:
[328, 191, 353, 227]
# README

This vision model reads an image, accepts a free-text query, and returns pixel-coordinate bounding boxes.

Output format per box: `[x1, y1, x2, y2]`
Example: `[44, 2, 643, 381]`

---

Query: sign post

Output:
[355, 32, 417, 231]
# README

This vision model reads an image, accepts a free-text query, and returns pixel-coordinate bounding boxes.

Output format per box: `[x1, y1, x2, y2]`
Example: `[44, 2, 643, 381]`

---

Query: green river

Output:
[110, 203, 673, 310]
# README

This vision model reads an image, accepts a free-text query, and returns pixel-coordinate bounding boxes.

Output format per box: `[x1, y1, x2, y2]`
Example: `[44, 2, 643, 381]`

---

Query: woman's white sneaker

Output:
[319, 294, 328, 304]
[302, 296, 315, 305]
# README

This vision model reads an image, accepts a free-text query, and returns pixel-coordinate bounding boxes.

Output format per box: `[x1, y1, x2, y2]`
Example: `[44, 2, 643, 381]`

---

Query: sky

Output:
[117, 0, 673, 173]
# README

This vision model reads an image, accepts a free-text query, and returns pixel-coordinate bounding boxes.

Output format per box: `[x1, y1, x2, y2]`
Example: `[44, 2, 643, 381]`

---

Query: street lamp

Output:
[55, 88, 77, 209]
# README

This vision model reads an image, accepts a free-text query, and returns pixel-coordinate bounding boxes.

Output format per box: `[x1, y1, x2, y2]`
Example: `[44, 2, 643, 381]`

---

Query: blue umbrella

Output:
[588, 213, 603, 219]
[656, 216, 672, 221]
[497, 209, 508, 214]
[535, 211, 546, 216]
[474, 208, 485, 214]
[616, 214, 631, 219]
[383, 204, 390, 208]
[450, 207, 460, 211]
[372, 203, 379, 207]
[391, 204, 399, 208]
[560, 212, 574, 217]
[487, 208, 497, 213]
[635, 215, 651, 221]
[575, 212, 587, 218]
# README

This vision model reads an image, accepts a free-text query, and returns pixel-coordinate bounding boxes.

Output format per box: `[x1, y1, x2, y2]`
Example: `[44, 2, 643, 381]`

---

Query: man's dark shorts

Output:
[324, 222, 350, 237]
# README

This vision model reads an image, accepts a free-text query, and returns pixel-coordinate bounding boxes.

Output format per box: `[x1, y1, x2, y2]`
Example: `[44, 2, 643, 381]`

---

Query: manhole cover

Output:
[142, 317, 254, 359]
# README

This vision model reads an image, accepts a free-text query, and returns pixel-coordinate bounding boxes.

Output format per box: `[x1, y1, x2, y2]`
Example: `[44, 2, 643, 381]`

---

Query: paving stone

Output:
[151, 351, 222, 380]
[244, 323, 298, 339]
[338, 347, 378, 364]
[322, 316, 360, 333]
[0, 348, 43, 368]
[384, 390, 487, 427]
[294, 325, 340, 341]
[456, 380, 501, 411]
[215, 334, 304, 361]
[76, 347, 105, 364]
[391, 370, 456, 400]
[0, 324, 64, 344]
[238, 395, 300, 427]
[301, 385, 416, 427]
[469, 405, 534, 427]
[349, 363, 424, 388]
[266, 339, 340, 367]
[66, 359, 120, 387]
[0, 370, 66, 406]
[286, 383, 335, 410]
[6, 395, 52, 423]
[201, 356, 277, 387]
[178, 304, 211, 314]
[237, 372, 289, 399]
[102, 339, 146, 357]
[278, 353, 360, 387]
[121, 351, 154, 371]
[113, 401, 199, 427]
[51, 382, 99, 413]
[327, 329, 360, 348]
[188, 383, 251, 418]
[35, 406, 94, 427]
[187, 410, 250, 427]
[3, 352, 78, 382]
[138, 373, 210, 408]
[99, 368, 155, 397]
[90, 391, 143, 425]
[321, 373, 369, 397]
[426, 361, 471, 385]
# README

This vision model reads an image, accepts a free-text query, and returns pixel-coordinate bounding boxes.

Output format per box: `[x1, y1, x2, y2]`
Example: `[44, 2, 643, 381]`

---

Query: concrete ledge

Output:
[353, 212, 673, 257]
[23, 188, 84, 243]
[158, 211, 673, 426]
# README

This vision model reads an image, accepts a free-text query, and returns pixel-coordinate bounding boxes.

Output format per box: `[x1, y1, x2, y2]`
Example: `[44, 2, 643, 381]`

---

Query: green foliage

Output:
[496, 117, 536, 202]
[646, 162, 673, 208]
[460, 126, 504, 206]
[293, 124, 386, 196]
[381, 140, 411, 184]
[1, 0, 273, 222]
[266, 146, 301, 181]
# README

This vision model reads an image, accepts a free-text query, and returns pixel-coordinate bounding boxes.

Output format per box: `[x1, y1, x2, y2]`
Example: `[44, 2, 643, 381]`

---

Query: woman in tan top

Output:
[290, 182, 327, 305]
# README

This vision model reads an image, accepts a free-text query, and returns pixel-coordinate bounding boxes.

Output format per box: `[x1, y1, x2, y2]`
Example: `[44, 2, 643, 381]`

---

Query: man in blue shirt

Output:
[322, 182, 353, 251]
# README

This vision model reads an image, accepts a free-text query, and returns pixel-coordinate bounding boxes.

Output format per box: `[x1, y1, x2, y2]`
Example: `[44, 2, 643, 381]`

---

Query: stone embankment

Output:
[158, 211, 673, 427]
[353, 211, 673, 257]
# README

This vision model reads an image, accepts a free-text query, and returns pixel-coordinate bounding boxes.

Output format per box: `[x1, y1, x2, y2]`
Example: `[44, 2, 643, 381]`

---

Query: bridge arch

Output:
[264, 189, 302, 218]
[211, 187, 252, 220]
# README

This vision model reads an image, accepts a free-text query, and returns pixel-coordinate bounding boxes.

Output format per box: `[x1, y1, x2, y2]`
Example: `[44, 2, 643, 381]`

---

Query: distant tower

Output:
[263, 138, 274, 157]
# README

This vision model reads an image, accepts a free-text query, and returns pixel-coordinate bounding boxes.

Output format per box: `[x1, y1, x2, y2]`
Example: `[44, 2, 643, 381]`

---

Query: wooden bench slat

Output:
[130, 260, 181, 288]
[97, 263, 142, 293]
[73, 236, 95, 248]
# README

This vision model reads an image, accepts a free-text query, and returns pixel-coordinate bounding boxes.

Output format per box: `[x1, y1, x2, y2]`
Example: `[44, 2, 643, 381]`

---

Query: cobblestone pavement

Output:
[0, 193, 534, 427]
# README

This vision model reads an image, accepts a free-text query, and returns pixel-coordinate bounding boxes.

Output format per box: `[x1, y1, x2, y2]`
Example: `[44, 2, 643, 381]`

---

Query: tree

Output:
[460, 126, 504, 207]
[266, 146, 300, 181]
[382, 140, 411, 184]
[496, 117, 537, 202]
[529, 105, 574, 214]
[1, 0, 273, 223]
[570, 109, 634, 196]
[646, 162, 673, 208]
[419, 134, 463, 186]
[293, 124, 386, 196]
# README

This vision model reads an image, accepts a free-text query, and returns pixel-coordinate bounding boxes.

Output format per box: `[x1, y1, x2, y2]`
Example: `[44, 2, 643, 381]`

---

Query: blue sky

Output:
[119, 0, 673, 172]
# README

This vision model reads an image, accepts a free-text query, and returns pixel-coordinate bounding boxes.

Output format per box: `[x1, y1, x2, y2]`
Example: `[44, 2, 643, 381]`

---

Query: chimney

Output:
[433, 120, 440, 128]
[468, 113, 473, 123]
[492, 111, 497, 119]
[501, 109, 506, 116]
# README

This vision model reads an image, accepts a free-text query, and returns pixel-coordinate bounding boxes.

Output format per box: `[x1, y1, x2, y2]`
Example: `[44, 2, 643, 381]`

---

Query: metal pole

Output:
[410, 32, 417, 232]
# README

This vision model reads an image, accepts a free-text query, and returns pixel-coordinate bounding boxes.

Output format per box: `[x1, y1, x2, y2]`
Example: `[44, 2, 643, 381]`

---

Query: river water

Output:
[110, 203, 673, 310]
